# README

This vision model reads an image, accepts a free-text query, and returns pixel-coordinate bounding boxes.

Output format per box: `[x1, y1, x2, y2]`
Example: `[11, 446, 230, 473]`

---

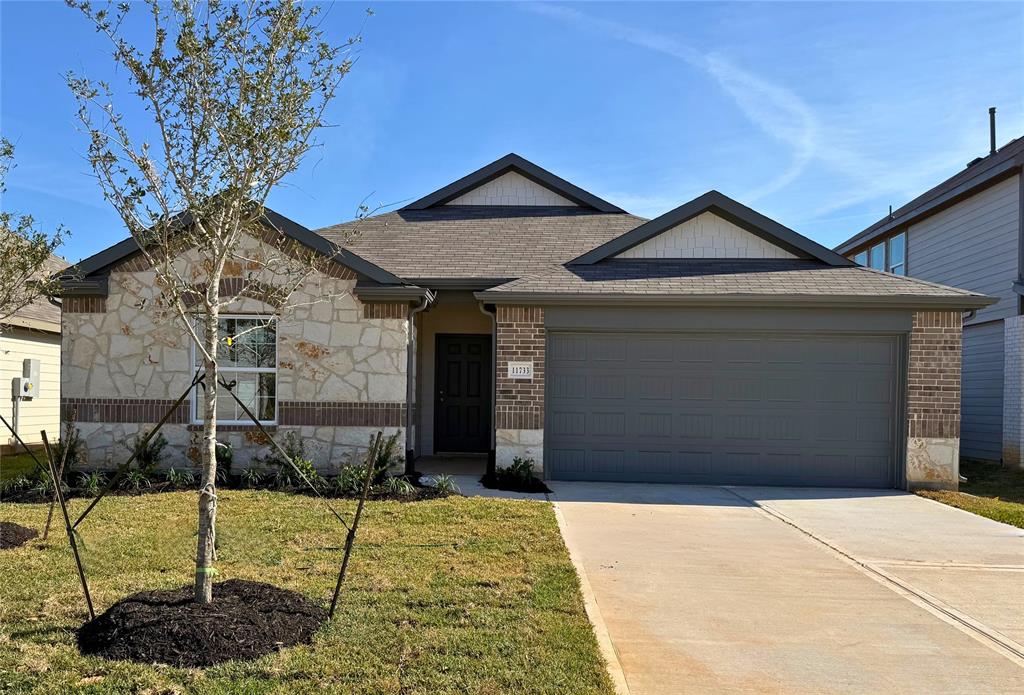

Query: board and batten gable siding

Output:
[904, 173, 1020, 461]
[0, 328, 61, 446]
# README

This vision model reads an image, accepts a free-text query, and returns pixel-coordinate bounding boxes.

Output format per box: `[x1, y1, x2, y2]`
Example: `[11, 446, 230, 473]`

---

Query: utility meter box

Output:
[12, 358, 40, 400]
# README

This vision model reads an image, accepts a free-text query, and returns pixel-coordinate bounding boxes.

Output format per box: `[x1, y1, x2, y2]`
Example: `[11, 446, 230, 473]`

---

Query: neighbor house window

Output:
[851, 232, 906, 276]
[192, 316, 277, 424]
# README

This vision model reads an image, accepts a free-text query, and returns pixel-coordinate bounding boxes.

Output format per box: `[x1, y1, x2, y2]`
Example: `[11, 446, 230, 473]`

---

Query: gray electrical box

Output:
[12, 358, 40, 400]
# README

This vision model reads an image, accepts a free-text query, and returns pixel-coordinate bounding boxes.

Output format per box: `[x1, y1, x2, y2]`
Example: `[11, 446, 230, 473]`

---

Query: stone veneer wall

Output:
[1004, 315, 1024, 468]
[494, 306, 545, 470]
[61, 234, 408, 473]
[906, 310, 963, 490]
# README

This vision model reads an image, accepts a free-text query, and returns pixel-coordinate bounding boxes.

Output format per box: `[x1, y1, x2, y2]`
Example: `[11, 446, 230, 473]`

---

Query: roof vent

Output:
[989, 106, 997, 155]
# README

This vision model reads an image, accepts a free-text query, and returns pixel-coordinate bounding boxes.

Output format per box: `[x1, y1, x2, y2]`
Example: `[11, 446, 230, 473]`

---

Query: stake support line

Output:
[42, 430, 95, 621]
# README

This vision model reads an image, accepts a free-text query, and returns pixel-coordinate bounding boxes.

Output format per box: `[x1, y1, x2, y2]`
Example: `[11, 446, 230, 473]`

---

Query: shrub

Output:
[120, 469, 151, 492]
[426, 473, 460, 494]
[1, 474, 34, 496]
[482, 457, 550, 493]
[52, 425, 84, 476]
[77, 471, 107, 496]
[254, 431, 319, 489]
[165, 468, 196, 490]
[327, 464, 366, 496]
[371, 431, 403, 482]
[129, 430, 167, 476]
[239, 467, 265, 489]
[380, 476, 415, 496]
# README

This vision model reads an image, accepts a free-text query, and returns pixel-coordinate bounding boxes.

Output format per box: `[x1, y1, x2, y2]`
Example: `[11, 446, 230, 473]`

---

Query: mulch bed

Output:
[479, 473, 551, 494]
[0, 521, 39, 549]
[78, 579, 326, 668]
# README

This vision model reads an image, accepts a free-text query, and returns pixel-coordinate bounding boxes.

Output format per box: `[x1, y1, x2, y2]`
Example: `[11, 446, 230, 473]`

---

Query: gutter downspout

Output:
[405, 290, 435, 476]
[478, 301, 497, 477]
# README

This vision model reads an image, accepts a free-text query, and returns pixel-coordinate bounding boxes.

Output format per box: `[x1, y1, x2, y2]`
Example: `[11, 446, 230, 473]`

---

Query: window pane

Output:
[868, 243, 886, 270]
[888, 233, 905, 271]
[890, 263, 906, 276]
[853, 251, 868, 266]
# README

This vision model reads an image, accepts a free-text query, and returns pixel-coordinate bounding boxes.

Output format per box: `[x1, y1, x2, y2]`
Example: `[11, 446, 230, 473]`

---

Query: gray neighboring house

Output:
[62, 154, 991, 490]
[836, 135, 1023, 466]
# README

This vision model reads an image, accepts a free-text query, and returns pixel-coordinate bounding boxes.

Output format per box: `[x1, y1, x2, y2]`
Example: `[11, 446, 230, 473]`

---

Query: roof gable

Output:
[445, 170, 577, 206]
[572, 191, 853, 266]
[401, 153, 625, 212]
[66, 206, 404, 286]
[614, 211, 798, 260]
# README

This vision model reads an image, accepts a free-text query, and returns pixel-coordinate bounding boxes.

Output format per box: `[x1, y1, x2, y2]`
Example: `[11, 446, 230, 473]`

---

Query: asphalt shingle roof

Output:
[481, 259, 991, 304]
[317, 206, 647, 280]
[7, 254, 68, 329]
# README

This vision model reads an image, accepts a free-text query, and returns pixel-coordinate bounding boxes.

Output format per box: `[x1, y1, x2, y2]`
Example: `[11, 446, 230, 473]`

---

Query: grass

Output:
[917, 458, 1024, 529]
[0, 491, 612, 694]
[1, 452, 41, 481]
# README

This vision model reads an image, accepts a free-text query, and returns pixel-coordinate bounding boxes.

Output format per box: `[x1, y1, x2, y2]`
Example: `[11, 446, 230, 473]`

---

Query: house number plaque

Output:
[507, 361, 534, 379]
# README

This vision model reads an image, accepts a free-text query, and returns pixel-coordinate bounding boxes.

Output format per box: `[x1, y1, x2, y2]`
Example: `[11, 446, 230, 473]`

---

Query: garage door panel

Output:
[547, 332, 898, 488]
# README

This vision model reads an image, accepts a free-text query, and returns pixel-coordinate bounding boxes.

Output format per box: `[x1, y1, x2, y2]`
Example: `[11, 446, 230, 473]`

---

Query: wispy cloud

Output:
[524, 3, 819, 203]
[523, 3, 991, 225]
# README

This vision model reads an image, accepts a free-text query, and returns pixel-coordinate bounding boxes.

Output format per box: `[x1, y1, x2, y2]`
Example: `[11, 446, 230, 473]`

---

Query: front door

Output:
[435, 334, 491, 453]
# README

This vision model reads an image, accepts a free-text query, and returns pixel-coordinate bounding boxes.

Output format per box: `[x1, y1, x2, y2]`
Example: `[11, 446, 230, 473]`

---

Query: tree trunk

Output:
[195, 304, 219, 604]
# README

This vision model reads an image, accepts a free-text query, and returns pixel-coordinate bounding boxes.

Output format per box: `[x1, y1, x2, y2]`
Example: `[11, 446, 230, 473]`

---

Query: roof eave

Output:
[400, 153, 625, 213]
[473, 291, 995, 311]
[835, 151, 1024, 255]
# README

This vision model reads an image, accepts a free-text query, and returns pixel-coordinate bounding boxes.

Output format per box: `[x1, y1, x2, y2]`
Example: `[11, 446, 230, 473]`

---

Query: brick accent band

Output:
[63, 398, 190, 424]
[278, 401, 406, 427]
[907, 310, 962, 439]
[63, 398, 406, 427]
[495, 306, 545, 430]
[363, 302, 409, 320]
[62, 296, 107, 313]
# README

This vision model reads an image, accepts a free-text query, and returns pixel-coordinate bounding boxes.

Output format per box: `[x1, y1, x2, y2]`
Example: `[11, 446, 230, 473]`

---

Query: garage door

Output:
[546, 332, 900, 488]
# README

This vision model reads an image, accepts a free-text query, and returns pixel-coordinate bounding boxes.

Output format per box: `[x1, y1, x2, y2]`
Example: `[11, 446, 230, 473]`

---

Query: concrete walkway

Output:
[551, 482, 1024, 695]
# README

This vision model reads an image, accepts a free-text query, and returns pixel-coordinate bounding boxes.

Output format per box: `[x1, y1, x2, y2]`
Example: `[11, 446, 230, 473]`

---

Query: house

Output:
[2, 254, 67, 453]
[60, 154, 992, 490]
[835, 134, 1023, 467]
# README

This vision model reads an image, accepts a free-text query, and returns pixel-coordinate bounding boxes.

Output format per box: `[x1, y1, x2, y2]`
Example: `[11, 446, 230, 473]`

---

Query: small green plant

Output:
[121, 469, 151, 492]
[1, 474, 34, 496]
[129, 430, 168, 476]
[254, 431, 319, 490]
[165, 468, 196, 489]
[215, 441, 233, 476]
[327, 464, 366, 496]
[371, 431, 403, 482]
[77, 471, 107, 496]
[239, 467, 266, 489]
[483, 457, 549, 493]
[427, 474, 460, 494]
[31, 469, 70, 498]
[506, 457, 535, 484]
[380, 476, 415, 496]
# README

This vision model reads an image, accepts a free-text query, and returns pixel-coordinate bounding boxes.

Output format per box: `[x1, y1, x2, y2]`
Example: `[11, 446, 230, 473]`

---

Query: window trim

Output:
[190, 314, 279, 426]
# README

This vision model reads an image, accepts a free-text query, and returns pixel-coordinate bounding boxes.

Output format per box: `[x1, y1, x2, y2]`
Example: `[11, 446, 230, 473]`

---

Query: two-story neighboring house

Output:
[836, 135, 1024, 466]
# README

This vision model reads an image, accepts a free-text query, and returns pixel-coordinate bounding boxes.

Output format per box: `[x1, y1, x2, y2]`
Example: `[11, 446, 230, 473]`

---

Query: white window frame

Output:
[850, 231, 907, 276]
[190, 314, 278, 426]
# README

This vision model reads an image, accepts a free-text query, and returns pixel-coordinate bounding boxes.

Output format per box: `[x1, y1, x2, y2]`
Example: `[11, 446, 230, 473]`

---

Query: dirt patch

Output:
[0, 522, 39, 549]
[77, 579, 326, 668]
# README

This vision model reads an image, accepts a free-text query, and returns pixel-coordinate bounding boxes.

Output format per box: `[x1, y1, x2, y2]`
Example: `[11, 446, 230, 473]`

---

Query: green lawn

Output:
[917, 459, 1024, 529]
[0, 491, 612, 694]
[0, 452, 41, 481]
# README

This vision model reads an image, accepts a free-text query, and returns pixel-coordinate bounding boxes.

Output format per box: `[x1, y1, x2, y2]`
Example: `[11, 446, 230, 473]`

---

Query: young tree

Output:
[67, 0, 361, 603]
[0, 139, 66, 327]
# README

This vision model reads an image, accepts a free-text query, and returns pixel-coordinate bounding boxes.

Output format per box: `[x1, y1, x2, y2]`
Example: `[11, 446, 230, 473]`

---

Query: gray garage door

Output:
[546, 332, 900, 488]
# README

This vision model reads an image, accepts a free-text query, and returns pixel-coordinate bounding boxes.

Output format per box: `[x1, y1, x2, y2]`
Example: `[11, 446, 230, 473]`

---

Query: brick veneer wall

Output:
[63, 296, 107, 313]
[1003, 315, 1023, 467]
[363, 302, 409, 320]
[907, 310, 962, 439]
[495, 306, 545, 429]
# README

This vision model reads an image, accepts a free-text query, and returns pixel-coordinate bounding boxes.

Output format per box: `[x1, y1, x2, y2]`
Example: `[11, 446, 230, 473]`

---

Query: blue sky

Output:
[2, 1, 1022, 263]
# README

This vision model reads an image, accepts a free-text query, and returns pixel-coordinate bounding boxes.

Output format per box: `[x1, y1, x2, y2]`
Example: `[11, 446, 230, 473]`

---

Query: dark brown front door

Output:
[435, 334, 491, 453]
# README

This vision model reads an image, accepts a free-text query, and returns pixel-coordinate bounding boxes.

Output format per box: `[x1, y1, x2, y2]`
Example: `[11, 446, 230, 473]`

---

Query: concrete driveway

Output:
[551, 483, 1024, 694]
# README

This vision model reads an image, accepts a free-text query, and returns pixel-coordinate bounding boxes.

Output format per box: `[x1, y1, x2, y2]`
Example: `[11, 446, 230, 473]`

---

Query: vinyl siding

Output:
[907, 174, 1019, 325]
[961, 322, 1004, 460]
[906, 174, 1019, 462]
[0, 328, 61, 446]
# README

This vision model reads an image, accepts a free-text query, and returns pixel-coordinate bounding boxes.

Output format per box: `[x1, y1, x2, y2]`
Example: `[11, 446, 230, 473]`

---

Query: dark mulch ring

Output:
[479, 473, 551, 494]
[0, 521, 39, 549]
[78, 579, 326, 668]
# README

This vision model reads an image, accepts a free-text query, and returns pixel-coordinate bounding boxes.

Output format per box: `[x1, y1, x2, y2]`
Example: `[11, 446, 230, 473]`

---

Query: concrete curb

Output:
[550, 499, 631, 695]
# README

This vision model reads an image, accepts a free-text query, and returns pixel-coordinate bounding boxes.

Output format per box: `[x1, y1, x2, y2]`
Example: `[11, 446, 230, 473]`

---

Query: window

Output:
[868, 242, 886, 270]
[193, 316, 277, 424]
[887, 232, 906, 275]
[850, 232, 906, 275]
